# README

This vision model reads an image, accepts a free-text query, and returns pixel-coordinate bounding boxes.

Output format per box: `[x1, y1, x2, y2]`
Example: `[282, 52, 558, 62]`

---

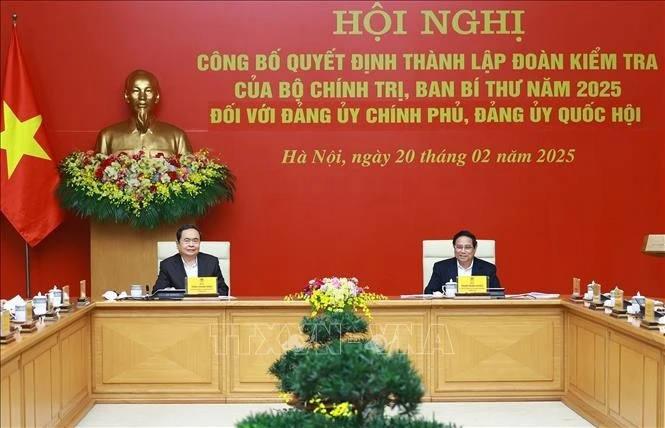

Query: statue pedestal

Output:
[90, 220, 182, 301]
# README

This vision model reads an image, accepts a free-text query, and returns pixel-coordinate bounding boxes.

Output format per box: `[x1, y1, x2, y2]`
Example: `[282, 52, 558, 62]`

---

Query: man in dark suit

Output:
[424, 230, 501, 294]
[153, 224, 229, 296]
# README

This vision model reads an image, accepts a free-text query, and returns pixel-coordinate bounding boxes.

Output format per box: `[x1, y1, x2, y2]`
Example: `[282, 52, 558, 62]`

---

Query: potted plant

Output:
[238, 277, 454, 427]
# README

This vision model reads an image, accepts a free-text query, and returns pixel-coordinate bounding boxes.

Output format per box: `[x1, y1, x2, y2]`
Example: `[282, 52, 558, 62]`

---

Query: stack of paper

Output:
[505, 292, 560, 299]
[399, 294, 434, 299]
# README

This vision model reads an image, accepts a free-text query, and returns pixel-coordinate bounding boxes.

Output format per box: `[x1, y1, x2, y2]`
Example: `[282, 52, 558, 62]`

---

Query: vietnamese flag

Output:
[1, 24, 64, 246]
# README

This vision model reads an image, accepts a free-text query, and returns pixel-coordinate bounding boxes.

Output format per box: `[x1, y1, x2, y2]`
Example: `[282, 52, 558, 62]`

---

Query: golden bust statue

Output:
[96, 69, 192, 156]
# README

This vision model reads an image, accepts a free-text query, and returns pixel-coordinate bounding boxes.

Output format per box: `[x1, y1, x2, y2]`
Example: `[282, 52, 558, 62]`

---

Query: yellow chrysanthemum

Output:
[58, 149, 234, 227]
[284, 277, 386, 319]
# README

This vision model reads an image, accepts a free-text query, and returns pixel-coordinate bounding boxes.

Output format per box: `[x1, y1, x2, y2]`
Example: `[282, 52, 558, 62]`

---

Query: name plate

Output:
[457, 275, 488, 294]
[1, 310, 10, 336]
[644, 298, 655, 323]
[592, 283, 602, 305]
[186, 277, 217, 295]
[642, 234, 665, 254]
[79, 280, 87, 299]
[572, 277, 581, 297]
[613, 288, 625, 311]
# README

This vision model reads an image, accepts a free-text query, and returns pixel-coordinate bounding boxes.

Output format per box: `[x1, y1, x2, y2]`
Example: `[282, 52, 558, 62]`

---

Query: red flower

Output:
[304, 279, 323, 295]
[101, 157, 114, 169]
[94, 167, 104, 179]
[167, 171, 178, 181]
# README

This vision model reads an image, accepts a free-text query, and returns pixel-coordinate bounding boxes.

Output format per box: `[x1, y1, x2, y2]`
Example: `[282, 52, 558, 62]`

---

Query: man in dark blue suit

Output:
[153, 224, 229, 296]
[424, 230, 501, 294]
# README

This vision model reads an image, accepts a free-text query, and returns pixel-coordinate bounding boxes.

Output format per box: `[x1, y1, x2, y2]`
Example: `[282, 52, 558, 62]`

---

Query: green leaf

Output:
[57, 150, 235, 228]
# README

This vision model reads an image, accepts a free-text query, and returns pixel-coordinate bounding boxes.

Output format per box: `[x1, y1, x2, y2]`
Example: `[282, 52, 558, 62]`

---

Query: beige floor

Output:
[76, 401, 593, 427]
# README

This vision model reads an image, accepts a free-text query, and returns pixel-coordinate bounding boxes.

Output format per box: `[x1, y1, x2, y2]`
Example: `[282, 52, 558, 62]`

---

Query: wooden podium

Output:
[90, 220, 191, 300]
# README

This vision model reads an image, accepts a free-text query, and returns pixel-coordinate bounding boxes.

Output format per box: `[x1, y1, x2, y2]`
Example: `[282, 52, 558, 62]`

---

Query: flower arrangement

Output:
[57, 149, 234, 228]
[286, 277, 386, 318]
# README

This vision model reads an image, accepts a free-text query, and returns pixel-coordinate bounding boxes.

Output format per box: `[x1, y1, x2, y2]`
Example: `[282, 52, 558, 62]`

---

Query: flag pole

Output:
[25, 242, 31, 297]
[3, 12, 64, 286]
[12, 13, 31, 298]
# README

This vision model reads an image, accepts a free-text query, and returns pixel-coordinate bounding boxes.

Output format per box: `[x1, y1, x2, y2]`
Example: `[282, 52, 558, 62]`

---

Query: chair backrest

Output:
[157, 241, 231, 291]
[422, 240, 495, 289]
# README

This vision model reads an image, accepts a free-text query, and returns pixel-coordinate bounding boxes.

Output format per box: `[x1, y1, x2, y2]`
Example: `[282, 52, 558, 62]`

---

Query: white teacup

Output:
[130, 285, 143, 298]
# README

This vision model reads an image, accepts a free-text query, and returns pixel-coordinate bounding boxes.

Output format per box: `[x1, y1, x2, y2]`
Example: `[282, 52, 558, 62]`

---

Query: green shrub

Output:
[236, 409, 332, 428]
[284, 340, 424, 420]
[301, 310, 368, 344]
[249, 308, 454, 427]
[268, 347, 304, 393]
[237, 409, 457, 428]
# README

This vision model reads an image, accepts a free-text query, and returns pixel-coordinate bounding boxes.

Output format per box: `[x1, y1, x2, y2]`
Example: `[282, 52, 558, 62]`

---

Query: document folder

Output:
[150, 289, 185, 300]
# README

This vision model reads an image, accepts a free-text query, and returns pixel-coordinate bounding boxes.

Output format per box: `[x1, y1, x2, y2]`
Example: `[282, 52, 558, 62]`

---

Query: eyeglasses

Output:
[454, 245, 474, 251]
[181, 238, 200, 244]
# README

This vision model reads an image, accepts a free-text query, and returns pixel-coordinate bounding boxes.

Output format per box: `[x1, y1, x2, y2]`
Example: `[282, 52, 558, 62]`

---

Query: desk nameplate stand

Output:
[610, 287, 627, 319]
[185, 277, 219, 299]
[588, 283, 605, 311]
[455, 276, 490, 299]
[640, 299, 660, 330]
[77, 279, 91, 307]
[570, 277, 584, 303]
[0, 310, 17, 344]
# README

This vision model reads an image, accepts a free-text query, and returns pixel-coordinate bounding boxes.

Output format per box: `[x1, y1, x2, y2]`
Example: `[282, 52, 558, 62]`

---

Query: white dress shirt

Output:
[457, 260, 473, 278]
[182, 257, 198, 278]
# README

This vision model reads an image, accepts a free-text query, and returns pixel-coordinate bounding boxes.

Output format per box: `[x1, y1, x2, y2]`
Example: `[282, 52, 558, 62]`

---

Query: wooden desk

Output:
[563, 301, 665, 428]
[0, 306, 93, 427]
[429, 299, 564, 400]
[2, 298, 663, 427]
[89, 299, 565, 402]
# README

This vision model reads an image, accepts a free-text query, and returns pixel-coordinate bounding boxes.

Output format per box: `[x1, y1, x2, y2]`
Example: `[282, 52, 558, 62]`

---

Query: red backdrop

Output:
[1, 1, 664, 299]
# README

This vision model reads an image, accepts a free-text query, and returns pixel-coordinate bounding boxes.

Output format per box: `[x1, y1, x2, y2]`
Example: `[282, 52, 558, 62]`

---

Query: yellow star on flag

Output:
[1, 101, 51, 178]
